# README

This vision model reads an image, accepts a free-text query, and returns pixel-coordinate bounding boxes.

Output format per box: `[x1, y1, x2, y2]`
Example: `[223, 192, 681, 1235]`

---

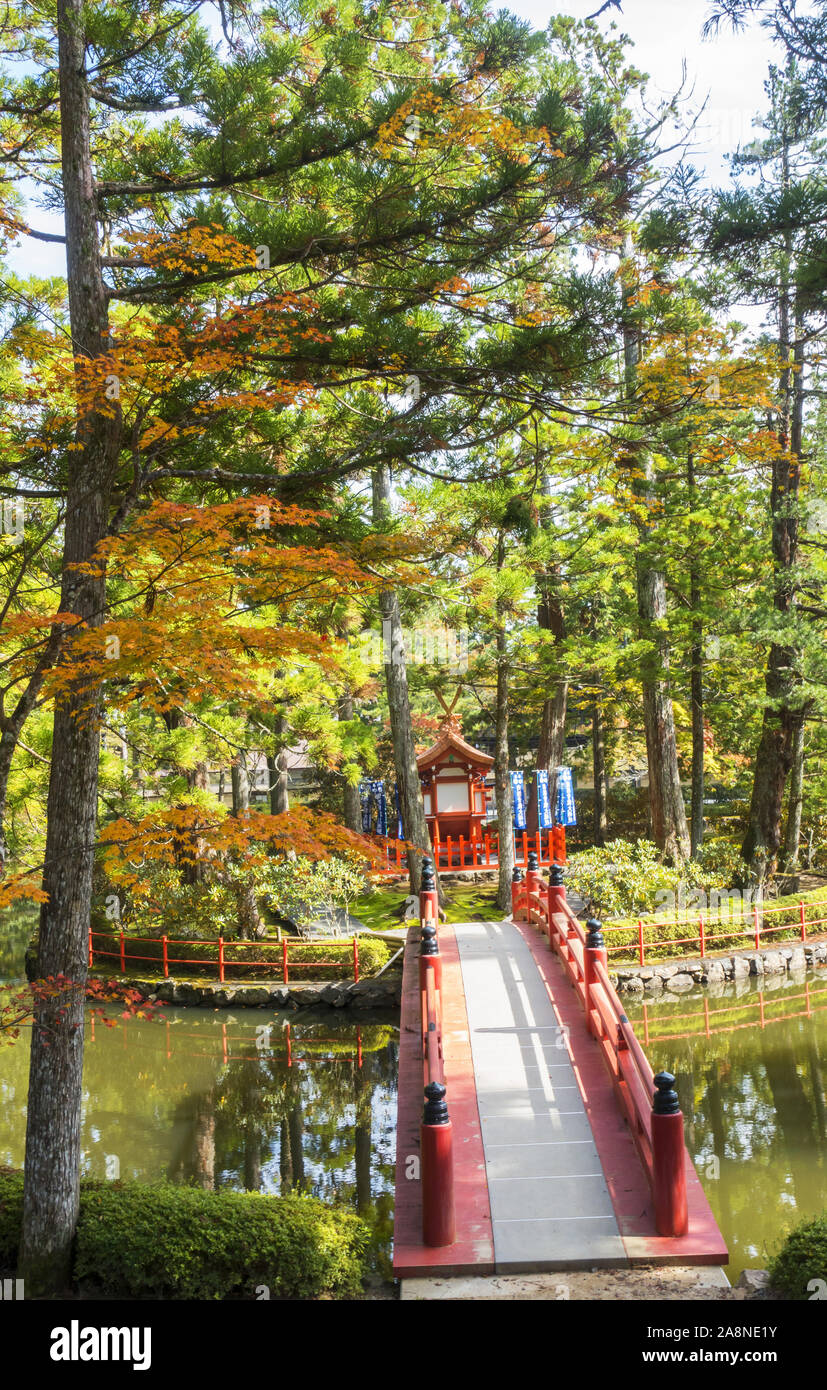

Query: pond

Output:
[4, 903, 826, 1288]
[625, 968, 827, 1280]
[0, 907, 398, 1283]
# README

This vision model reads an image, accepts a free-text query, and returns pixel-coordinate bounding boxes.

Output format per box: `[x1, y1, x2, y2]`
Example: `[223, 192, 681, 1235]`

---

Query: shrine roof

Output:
[416, 722, 494, 771]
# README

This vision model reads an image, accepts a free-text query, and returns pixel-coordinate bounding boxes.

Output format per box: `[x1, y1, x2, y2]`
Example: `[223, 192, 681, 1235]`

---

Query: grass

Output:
[356, 881, 505, 929]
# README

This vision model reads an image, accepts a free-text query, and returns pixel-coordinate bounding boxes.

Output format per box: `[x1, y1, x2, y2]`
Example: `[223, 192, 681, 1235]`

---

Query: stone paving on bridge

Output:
[455, 919, 628, 1271]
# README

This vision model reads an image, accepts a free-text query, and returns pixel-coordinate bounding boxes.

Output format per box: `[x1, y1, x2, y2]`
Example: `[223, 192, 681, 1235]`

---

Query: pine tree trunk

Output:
[0, 648, 61, 869]
[494, 534, 514, 912]
[529, 475, 567, 829]
[687, 451, 705, 859]
[782, 711, 807, 872]
[621, 234, 689, 862]
[19, 0, 120, 1294]
[338, 692, 362, 831]
[268, 711, 290, 814]
[592, 703, 609, 846]
[231, 751, 250, 814]
[372, 466, 433, 897]
[742, 290, 804, 878]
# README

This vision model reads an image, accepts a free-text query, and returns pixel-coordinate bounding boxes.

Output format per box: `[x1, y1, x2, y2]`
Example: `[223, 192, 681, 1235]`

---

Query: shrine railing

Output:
[380, 827, 567, 876]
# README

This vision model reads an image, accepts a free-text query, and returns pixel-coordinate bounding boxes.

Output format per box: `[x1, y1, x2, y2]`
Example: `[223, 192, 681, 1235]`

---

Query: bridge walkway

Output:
[393, 908, 727, 1279]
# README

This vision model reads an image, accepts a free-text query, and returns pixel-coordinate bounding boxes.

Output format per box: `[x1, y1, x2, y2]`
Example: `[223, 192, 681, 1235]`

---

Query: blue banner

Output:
[510, 770, 526, 831]
[371, 779, 388, 837]
[537, 769, 552, 829]
[394, 783, 404, 839]
[359, 781, 372, 832]
[554, 767, 577, 826]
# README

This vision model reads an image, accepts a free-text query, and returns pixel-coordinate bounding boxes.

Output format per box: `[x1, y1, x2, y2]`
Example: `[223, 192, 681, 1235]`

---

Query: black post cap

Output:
[423, 1081, 450, 1125]
[549, 862, 564, 886]
[512, 865, 524, 883]
[586, 918, 604, 949]
[420, 856, 435, 892]
[421, 922, 439, 956]
[527, 850, 539, 872]
[653, 1071, 680, 1115]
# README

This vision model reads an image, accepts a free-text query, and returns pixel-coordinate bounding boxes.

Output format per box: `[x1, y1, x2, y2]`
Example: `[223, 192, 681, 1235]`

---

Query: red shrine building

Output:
[416, 715, 494, 845]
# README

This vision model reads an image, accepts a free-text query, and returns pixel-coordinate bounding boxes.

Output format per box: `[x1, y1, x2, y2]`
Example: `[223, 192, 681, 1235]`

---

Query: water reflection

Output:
[0, 1006, 399, 1277]
[626, 971, 827, 1278]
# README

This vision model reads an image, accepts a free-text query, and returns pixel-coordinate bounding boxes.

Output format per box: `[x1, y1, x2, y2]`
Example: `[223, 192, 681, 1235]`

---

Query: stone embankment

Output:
[612, 939, 827, 997]
[128, 974, 402, 1010]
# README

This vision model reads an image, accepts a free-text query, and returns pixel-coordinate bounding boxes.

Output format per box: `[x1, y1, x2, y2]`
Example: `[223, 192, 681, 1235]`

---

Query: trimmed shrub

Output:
[0, 1168, 23, 1270]
[0, 1171, 369, 1299]
[769, 1214, 827, 1300]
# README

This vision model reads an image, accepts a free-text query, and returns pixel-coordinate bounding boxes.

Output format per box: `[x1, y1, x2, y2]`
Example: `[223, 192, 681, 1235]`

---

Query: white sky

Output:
[512, 0, 776, 178]
[11, 1, 780, 281]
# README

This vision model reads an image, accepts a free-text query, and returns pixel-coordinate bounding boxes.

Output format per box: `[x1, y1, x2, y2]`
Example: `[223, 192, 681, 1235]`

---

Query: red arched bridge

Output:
[393, 855, 727, 1277]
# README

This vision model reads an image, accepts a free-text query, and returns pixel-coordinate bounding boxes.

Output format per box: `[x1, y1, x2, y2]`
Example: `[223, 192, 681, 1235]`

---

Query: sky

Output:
[11, 0, 781, 282]
[511, 0, 776, 179]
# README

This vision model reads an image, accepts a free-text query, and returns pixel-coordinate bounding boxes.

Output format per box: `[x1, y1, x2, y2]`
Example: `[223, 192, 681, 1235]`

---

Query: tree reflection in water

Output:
[0, 1006, 398, 1279]
[627, 972, 827, 1279]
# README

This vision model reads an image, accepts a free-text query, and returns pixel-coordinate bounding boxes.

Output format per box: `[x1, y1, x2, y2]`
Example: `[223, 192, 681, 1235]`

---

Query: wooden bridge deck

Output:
[393, 916, 727, 1279]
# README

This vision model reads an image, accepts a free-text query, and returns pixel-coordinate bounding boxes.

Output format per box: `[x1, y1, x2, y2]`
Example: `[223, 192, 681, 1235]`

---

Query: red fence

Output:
[380, 827, 567, 877]
[88, 929, 360, 984]
[605, 897, 827, 966]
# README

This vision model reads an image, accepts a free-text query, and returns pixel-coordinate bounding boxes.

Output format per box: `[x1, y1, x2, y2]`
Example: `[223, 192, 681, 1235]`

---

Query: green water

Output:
[626, 969, 827, 1279]
[1, 908, 398, 1278]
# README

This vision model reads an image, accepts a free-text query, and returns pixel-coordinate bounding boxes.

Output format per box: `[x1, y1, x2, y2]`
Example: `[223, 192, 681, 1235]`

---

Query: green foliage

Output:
[566, 839, 708, 919]
[0, 1171, 368, 1299]
[0, 1168, 23, 1270]
[102, 853, 370, 942]
[769, 1213, 827, 1300]
[697, 836, 753, 889]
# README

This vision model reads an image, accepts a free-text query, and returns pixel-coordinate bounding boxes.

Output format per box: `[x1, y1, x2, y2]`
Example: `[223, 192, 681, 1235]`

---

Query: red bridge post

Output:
[511, 864, 524, 921]
[547, 862, 566, 947]
[525, 850, 541, 925]
[419, 918, 442, 993]
[419, 854, 439, 927]
[584, 919, 607, 1037]
[421, 1082, 455, 1247]
[651, 1072, 689, 1237]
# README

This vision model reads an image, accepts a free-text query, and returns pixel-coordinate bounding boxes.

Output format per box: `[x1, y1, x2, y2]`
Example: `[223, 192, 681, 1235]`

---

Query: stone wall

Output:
[612, 941, 827, 997]
[124, 975, 402, 1010]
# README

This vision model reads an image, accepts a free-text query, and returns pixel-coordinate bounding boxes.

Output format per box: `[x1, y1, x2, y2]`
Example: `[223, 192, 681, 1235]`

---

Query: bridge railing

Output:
[417, 861, 455, 1247]
[519, 861, 688, 1239]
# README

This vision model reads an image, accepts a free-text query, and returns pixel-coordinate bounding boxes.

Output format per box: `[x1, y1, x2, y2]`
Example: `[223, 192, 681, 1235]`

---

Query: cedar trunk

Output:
[372, 467, 433, 897]
[622, 235, 689, 862]
[494, 535, 515, 911]
[742, 294, 804, 877]
[338, 692, 363, 832]
[19, 0, 120, 1294]
[782, 714, 806, 872]
[592, 703, 609, 847]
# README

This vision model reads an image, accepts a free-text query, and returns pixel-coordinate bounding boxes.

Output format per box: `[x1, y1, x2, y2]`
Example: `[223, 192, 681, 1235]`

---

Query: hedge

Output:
[0, 1170, 369, 1299]
[769, 1213, 827, 1299]
[601, 886, 827, 964]
[85, 931, 391, 981]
